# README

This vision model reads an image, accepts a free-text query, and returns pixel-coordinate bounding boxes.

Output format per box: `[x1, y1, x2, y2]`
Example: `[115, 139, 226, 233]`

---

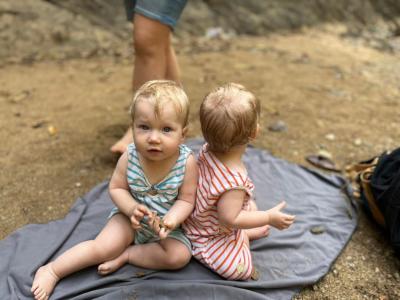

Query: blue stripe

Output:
[176, 157, 186, 164]
[158, 174, 184, 186]
[127, 171, 144, 180]
[128, 161, 142, 170]
[157, 187, 179, 193]
[170, 164, 185, 173]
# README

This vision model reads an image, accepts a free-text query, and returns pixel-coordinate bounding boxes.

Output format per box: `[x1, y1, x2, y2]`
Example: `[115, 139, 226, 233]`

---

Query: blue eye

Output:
[163, 127, 172, 133]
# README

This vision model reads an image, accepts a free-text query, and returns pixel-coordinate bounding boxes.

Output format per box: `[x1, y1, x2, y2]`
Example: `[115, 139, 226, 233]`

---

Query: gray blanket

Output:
[0, 140, 357, 299]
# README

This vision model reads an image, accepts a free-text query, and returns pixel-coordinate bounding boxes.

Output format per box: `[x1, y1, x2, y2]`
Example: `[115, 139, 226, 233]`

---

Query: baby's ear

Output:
[182, 126, 189, 140]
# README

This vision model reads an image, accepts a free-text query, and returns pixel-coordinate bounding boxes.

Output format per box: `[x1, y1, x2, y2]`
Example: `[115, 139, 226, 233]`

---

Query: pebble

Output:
[325, 133, 336, 141]
[32, 120, 47, 129]
[47, 125, 57, 136]
[354, 138, 363, 146]
[268, 120, 287, 132]
[317, 149, 333, 159]
[375, 267, 380, 273]
[75, 182, 81, 188]
[310, 225, 325, 234]
[12, 90, 31, 102]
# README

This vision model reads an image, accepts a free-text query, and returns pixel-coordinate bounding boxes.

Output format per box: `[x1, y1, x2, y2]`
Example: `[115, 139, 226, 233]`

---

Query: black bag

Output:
[370, 148, 400, 256]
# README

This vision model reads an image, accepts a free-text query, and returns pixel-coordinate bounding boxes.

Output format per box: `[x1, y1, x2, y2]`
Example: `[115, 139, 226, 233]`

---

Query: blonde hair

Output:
[130, 80, 189, 127]
[200, 83, 260, 153]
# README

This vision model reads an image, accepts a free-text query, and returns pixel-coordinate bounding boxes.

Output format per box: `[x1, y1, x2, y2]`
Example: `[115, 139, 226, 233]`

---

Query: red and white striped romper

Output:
[183, 144, 255, 280]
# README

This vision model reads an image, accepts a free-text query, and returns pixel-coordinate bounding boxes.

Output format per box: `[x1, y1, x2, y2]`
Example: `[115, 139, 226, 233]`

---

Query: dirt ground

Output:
[1, 25, 400, 299]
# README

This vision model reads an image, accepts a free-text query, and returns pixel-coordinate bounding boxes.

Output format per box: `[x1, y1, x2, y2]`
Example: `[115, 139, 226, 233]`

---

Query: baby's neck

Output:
[212, 144, 247, 172]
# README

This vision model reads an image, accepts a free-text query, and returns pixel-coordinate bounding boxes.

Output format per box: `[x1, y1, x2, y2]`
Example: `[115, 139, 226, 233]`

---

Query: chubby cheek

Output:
[132, 132, 146, 147]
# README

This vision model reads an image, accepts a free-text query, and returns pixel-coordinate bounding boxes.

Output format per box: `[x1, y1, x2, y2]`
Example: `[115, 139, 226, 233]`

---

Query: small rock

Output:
[47, 125, 57, 136]
[325, 133, 335, 141]
[346, 256, 353, 261]
[354, 138, 363, 146]
[333, 269, 339, 277]
[394, 272, 400, 280]
[32, 120, 47, 129]
[268, 120, 287, 132]
[310, 225, 325, 234]
[317, 149, 333, 160]
[75, 182, 82, 188]
[12, 90, 30, 103]
[375, 267, 380, 273]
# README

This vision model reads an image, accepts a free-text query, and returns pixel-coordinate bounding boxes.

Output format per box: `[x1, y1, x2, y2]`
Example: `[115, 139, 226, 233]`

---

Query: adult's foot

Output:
[98, 250, 129, 275]
[110, 128, 133, 154]
[31, 263, 60, 300]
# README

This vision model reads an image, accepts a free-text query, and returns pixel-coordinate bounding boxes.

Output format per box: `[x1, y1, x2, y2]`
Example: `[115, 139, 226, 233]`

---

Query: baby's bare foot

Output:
[246, 225, 270, 241]
[31, 263, 59, 300]
[110, 128, 132, 154]
[98, 251, 129, 275]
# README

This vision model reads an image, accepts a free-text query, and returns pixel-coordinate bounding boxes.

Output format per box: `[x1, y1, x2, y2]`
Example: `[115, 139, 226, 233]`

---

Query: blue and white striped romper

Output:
[109, 143, 192, 251]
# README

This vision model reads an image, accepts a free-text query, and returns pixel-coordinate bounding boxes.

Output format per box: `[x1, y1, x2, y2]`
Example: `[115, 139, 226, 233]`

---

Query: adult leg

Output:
[99, 238, 191, 274]
[111, 15, 179, 153]
[31, 214, 134, 300]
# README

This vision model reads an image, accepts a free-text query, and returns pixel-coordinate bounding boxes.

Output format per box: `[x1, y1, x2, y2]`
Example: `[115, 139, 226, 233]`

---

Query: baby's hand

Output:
[158, 217, 177, 240]
[147, 211, 162, 234]
[267, 201, 295, 230]
[130, 204, 150, 230]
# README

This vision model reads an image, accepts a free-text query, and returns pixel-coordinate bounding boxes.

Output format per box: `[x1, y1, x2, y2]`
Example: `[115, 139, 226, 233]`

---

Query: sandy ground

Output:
[1, 26, 400, 299]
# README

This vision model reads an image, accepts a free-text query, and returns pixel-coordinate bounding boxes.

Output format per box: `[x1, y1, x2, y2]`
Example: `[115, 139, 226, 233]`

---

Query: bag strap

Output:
[359, 168, 386, 227]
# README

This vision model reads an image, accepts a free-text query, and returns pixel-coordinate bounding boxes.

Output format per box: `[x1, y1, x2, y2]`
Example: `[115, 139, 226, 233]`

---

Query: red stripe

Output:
[221, 244, 243, 278]
[203, 235, 227, 259]
[203, 155, 225, 194]
[208, 153, 233, 188]
[214, 237, 238, 272]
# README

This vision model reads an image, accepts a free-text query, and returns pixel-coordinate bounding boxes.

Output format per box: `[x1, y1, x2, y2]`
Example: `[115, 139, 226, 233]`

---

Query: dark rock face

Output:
[1, 0, 400, 64]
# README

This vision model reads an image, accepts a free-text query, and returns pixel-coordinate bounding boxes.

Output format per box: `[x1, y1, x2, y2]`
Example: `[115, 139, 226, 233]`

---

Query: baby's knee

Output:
[164, 249, 191, 269]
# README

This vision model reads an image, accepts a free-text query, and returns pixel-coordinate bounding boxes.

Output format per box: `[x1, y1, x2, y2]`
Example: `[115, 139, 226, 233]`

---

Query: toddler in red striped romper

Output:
[183, 83, 295, 280]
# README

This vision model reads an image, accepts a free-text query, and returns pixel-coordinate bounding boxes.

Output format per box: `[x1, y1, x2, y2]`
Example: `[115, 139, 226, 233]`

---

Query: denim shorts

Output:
[124, 0, 188, 28]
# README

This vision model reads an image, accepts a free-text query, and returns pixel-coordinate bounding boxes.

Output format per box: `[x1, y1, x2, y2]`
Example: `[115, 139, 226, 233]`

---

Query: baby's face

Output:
[132, 101, 186, 162]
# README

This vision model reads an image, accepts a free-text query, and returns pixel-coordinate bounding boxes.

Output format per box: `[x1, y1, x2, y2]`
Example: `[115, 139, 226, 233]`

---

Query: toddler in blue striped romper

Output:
[31, 80, 198, 300]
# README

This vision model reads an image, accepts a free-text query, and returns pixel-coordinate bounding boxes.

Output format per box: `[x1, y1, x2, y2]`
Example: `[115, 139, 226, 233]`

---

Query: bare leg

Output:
[165, 39, 180, 81]
[246, 225, 270, 241]
[245, 200, 270, 241]
[98, 238, 191, 275]
[31, 214, 134, 300]
[111, 15, 180, 153]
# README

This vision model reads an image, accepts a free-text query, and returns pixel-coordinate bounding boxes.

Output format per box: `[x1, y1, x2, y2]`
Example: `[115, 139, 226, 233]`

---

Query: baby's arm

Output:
[159, 154, 198, 239]
[217, 189, 295, 230]
[109, 151, 150, 228]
